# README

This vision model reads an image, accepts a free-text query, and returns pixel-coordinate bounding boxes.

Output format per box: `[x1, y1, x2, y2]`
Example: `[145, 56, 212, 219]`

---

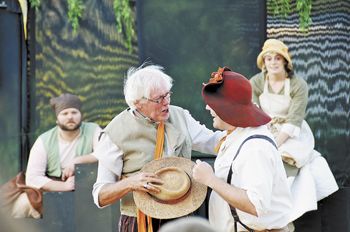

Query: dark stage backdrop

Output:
[137, 0, 266, 137]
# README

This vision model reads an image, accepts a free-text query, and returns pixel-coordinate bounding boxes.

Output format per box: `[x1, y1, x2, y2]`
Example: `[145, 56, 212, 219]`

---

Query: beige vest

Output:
[104, 105, 192, 216]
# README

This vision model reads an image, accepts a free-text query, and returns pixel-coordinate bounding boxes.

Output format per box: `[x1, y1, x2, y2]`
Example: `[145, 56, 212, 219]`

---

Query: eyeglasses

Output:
[143, 91, 172, 104]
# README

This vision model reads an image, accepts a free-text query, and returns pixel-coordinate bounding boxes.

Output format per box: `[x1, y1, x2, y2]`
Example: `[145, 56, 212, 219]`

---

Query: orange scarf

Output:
[214, 130, 233, 153]
[137, 121, 165, 232]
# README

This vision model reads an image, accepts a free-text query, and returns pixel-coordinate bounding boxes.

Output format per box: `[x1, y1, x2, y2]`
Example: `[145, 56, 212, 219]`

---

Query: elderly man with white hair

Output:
[93, 64, 223, 232]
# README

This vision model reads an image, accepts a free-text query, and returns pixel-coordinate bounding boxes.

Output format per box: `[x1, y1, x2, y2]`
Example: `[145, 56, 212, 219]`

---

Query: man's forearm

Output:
[74, 154, 98, 164]
[98, 181, 132, 207]
[209, 177, 258, 216]
[41, 179, 73, 192]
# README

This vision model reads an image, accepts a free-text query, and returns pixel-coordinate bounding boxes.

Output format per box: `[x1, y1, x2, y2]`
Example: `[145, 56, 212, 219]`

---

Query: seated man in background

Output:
[1, 93, 101, 219]
[26, 93, 101, 192]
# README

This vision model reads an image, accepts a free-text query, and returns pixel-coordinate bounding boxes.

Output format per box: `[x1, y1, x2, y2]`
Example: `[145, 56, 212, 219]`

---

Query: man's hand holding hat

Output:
[128, 172, 163, 193]
[133, 157, 207, 219]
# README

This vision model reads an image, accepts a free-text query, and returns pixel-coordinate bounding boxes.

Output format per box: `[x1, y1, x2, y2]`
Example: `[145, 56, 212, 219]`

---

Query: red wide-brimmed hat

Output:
[202, 67, 271, 128]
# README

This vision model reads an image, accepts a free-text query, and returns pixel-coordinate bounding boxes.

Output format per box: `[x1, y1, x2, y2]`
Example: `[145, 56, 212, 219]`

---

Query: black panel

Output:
[0, 0, 23, 184]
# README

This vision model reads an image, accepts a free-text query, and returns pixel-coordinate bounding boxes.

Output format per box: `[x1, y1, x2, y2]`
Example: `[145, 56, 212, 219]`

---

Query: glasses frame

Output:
[143, 91, 173, 104]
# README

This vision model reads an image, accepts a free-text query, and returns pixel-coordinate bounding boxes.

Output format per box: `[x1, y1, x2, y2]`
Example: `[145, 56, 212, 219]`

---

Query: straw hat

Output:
[202, 67, 271, 128]
[133, 157, 207, 219]
[256, 39, 293, 71]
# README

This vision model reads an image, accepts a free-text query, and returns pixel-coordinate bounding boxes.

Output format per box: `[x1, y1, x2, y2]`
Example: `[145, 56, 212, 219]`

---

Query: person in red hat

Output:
[250, 39, 338, 221]
[193, 67, 293, 232]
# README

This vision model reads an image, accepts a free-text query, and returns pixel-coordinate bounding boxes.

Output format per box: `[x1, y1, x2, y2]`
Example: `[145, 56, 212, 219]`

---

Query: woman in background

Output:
[250, 38, 338, 221]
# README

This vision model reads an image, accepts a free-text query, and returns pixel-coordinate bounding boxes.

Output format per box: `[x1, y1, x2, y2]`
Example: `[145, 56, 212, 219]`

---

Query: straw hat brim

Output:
[133, 157, 207, 219]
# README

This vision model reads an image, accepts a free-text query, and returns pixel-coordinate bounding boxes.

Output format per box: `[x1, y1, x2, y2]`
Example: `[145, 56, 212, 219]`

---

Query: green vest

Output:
[104, 105, 192, 216]
[40, 122, 98, 177]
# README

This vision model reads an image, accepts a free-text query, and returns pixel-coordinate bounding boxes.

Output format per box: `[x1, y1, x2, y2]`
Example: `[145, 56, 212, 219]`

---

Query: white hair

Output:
[124, 64, 173, 109]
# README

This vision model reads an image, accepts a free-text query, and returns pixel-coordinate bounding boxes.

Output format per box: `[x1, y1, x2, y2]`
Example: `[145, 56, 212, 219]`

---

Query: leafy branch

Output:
[29, 0, 40, 9]
[268, 0, 313, 30]
[113, 0, 136, 52]
[296, 0, 312, 30]
[67, 0, 85, 35]
[269, 0, 291, 18]
[28, 0, 136, 50]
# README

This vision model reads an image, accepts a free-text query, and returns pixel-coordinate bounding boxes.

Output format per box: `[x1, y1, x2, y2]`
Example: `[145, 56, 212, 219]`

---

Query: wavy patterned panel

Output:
[32, 0, 138, 140]
[267, 0, 350, 184]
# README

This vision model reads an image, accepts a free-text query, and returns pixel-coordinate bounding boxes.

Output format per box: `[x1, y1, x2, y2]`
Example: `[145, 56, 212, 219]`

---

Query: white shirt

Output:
[25, 126, 101, 188]
[92, 109, 224, 208]
[209, 126, 292, 231]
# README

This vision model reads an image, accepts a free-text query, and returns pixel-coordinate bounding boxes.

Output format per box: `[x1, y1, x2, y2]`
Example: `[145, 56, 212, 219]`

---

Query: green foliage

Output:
[268, 0, 312, 30]
[296, 0, 312, 30]
[67, 0, 85, 35]
[29, 0, 312, 47]
[113, 0, 136, 52]
[29, 0, 40, 9]
[28, 0, 136, 51]
[269, 0, 291, 17]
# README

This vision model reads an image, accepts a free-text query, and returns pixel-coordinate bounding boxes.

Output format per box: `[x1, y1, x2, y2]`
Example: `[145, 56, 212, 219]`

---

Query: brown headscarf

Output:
[50, 93, 82, 116]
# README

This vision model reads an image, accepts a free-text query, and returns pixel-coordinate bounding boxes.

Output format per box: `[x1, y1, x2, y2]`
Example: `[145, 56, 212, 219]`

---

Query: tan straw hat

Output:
[133, 157, 207, 219]
[256, 39, 293, 71]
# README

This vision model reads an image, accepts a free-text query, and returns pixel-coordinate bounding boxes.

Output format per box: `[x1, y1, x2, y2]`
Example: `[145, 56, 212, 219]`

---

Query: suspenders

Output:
[225, 135, 277, 232]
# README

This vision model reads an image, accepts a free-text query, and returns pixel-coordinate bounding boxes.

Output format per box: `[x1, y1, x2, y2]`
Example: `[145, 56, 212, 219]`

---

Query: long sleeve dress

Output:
[250, 73, 338, 221]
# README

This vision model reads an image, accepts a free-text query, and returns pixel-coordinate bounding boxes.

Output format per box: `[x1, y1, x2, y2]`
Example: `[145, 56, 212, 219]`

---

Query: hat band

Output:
[148, 181, 192, 205]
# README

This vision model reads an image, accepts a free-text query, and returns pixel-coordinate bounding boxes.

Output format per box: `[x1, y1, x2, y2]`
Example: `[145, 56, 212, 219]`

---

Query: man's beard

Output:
[57, 121, 82, 131]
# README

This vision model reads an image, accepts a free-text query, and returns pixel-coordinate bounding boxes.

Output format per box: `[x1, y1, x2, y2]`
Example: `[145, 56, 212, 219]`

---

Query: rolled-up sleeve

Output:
[92, 133, 123, 208]
[25, 138, 54, 189]
[235, 142, 276, 218]
[184, 109, 224, 154]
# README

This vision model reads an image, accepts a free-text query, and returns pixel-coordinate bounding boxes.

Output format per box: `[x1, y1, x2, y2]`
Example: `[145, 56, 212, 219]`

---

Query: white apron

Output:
[259, 78, 338, 221]
[259, 78, 314, 167]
